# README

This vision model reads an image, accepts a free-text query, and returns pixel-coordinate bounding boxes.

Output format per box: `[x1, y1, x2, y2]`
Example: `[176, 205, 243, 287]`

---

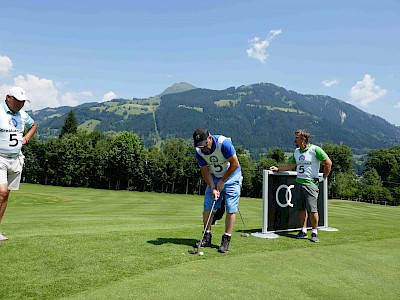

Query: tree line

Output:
[21, 111, 400, 205]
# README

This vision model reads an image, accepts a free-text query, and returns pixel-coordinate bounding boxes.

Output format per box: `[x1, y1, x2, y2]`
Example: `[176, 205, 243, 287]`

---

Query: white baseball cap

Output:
[7, 87, 30, 102]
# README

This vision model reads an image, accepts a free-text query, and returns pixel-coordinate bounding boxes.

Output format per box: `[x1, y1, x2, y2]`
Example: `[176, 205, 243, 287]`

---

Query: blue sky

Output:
[1, 0, 400, 126]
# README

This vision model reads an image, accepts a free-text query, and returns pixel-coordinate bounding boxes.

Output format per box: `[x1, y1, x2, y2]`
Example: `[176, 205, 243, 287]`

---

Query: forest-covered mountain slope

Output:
[29, 82, 400, 153]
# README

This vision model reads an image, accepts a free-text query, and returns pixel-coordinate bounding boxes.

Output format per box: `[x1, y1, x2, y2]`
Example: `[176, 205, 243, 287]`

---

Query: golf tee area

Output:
[0, 184, 399, 299]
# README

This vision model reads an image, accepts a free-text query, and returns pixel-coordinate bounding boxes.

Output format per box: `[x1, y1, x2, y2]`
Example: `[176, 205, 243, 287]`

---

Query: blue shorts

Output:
[204, 171, 242, 213]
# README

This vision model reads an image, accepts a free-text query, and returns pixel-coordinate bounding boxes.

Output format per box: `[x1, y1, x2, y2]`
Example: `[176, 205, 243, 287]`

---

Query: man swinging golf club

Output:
[193, 128, 242, 253]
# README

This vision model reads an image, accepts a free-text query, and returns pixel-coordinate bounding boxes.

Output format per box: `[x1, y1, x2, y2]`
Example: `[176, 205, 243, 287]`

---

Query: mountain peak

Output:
[157, 82, 197, 97]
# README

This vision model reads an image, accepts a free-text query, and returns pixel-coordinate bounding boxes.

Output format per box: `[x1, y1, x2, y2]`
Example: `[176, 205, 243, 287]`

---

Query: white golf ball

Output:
[199, 251, 204, 256]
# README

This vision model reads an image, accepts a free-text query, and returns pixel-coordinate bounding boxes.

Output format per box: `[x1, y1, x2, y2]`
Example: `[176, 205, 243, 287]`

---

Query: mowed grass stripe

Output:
[64, 239, 400, 300]
[0, 184, 399, 299]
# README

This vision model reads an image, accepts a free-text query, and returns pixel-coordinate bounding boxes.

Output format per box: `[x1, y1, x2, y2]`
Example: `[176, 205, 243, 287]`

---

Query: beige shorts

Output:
[0, 154, 24, 190]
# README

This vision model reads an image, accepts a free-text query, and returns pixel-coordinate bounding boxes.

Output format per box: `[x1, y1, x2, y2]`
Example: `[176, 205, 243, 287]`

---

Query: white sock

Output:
[206, 230, 211, 233]
[312, 229, 318, 235]
[224, 232, 231, 236]
[302, 227, 307, 233]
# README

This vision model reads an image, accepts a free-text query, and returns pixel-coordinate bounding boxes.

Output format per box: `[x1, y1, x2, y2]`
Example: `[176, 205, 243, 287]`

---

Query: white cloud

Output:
[101, 91, 117, 102]
[0, 74, 95, 111]
[247, 29, 282, 63]
[61, 91, 93, 107]
[348, 74, 387, 107]
[1, 74, 59, 110]
[0, 55, 13, 77]
[322, 79, 339, 87]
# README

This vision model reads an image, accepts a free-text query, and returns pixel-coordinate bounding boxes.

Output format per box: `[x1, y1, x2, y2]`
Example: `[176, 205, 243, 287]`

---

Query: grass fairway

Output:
[0, 184, 399, 299]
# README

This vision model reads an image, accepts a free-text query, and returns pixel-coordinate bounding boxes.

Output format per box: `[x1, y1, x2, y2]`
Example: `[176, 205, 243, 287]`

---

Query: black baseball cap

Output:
[193, 128, 209, 147]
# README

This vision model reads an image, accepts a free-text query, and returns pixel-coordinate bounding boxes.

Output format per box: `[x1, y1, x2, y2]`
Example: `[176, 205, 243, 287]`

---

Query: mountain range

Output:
[29, 82, 400, 153]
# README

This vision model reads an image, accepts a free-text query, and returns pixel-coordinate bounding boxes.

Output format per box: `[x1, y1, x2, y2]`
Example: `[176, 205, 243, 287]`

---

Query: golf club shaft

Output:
[238, 207, 245, 227]
[198, 199, 217, 248]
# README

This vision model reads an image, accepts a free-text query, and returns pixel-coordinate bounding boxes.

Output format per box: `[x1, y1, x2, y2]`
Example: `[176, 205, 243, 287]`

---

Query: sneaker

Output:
[0, 232, 8, 241]
[194, 231, 212, 248]
[295, 231, 308, 239]
[310, 233, 319, 243]
[218, 234, 231, 253]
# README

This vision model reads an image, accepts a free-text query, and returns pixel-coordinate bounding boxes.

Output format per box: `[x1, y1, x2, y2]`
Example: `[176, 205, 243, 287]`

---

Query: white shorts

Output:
[0, 154, 24, 190]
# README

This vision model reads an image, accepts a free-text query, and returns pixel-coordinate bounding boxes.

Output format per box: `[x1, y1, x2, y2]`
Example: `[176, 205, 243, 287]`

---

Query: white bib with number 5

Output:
[0, 107, 26, 156]
[294, 145, 320, 180]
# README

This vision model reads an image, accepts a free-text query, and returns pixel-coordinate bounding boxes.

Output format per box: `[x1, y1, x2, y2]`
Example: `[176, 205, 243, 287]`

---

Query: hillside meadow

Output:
[0, 184, 399, 299]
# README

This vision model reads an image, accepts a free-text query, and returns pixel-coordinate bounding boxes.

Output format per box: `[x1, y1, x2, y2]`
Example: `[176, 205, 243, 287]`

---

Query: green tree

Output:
[365, 146, 400, 185]
[108, 131, 144, 190]
[143, 146, 167, 192]
[89, 132, 113, 188]
[251, 157, 277, 198]
[392, 187, 400, 204]
[267, 147, 286, 163]
[56, 130, 93, 186]
[388, 165, 400, 186]
[183, 144, 201, 195]
[322, 143, 353, 182]
[359, 185, 393, 204]
[59, 110, 78, 138]
[161, 139, 191, 193]
[330, 172, 358, 199]
[42, 139, 59, 185]
[362, 168, 382, 187]
[237, 148, 255, 197]
[21, 135, 45, 184]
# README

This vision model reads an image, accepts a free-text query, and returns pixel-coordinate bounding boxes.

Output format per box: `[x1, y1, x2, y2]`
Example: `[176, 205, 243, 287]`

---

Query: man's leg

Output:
[218, 213, 236, 253]
[195, 191, 221, 248]
[218, 173, 241, 253]
[294, 183, 308, 238]
[299, 209, 307, 228]
[310, 211, 319, 230]
[224, 212, 236, 234]
[194, 210, 213, 248]
[304, 184, 320, 243]
[203, 210, 213, 231]
[0, 184, 10, 241]
[0, 184, 10, 223]
[310, 211, 319, 242]
[0, 157, 23, 241]
[295, 209, 308, 238]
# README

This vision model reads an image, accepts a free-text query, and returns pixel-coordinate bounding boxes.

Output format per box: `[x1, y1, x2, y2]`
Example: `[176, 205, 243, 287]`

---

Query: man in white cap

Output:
[0, 87, 37, 241]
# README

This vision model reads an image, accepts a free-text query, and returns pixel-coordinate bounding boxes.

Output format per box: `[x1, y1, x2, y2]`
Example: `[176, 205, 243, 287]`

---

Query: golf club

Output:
[238, 207, 250, 237]
[238, 207, 246, 228]
[193, 199, 217, 252]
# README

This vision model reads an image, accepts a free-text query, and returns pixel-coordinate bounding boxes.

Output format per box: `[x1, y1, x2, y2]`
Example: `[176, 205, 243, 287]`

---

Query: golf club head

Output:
[188, 249, 198, 254]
